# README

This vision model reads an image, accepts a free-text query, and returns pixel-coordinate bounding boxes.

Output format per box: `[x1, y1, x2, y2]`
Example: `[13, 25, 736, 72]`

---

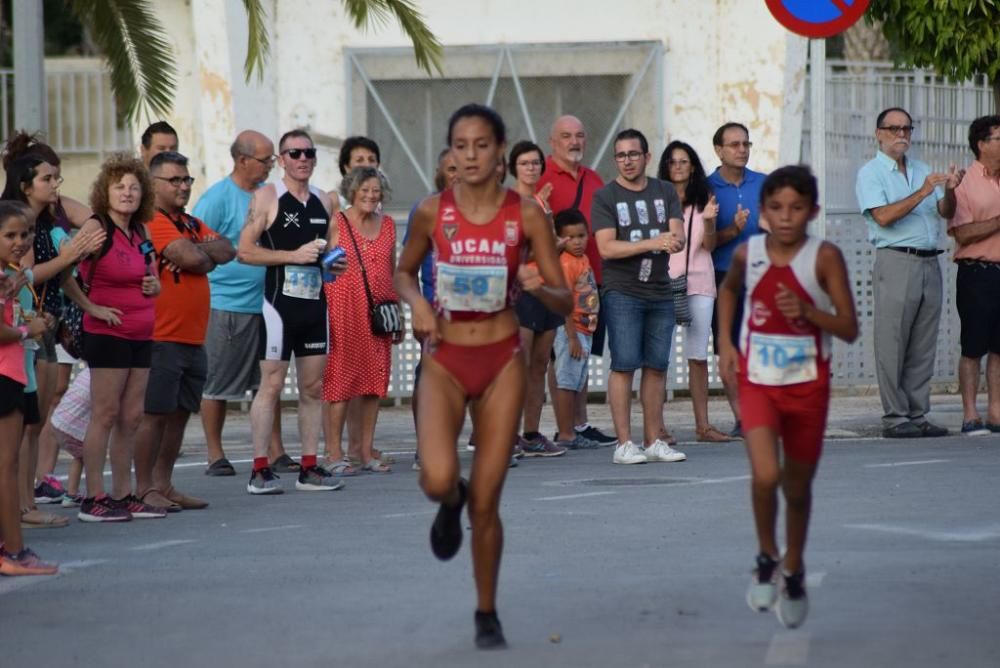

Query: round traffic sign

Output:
[765, 0, 871, 38]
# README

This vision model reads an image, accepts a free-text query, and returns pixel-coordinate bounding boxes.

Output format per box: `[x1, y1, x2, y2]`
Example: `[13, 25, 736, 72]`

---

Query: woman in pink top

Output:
[660, 141, 735, 443]
[76, 154, 162, 523]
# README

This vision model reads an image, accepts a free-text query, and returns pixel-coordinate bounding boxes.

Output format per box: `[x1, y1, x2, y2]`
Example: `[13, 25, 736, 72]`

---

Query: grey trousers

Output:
[873, 248, 943, 428]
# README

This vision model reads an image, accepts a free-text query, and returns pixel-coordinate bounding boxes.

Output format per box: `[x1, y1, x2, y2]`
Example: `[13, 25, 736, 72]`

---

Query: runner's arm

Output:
[522, 199, 572, 316]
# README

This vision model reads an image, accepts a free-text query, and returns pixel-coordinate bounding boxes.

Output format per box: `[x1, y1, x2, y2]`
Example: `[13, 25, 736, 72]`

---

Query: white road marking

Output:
[129, 539, 197, 552]
[535, 491, 617, 501]
[845, 523, 1000, 542]
[765, 631, 811, 665]
[864, 459, 950, 468]
[241, 524, 304, 534]
[383, 511, 436, 519]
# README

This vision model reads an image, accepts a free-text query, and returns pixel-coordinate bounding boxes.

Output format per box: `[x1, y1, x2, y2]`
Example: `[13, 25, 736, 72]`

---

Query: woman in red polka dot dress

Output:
[323, 167, 399, 473]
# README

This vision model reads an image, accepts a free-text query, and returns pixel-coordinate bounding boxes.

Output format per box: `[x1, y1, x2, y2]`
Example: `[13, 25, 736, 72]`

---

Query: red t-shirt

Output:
[149, 210, 212, 345]
[537, 156, 605, 283]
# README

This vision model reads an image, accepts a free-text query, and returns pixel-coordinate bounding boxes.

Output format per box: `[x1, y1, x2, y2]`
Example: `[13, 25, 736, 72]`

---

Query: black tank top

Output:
[262, 183, 330, 324]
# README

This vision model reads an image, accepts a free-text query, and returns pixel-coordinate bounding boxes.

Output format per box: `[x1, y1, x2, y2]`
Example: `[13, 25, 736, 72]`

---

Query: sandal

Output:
[205, 457, 236, 477]
[21, 508, 70, 529]
[696, 426, 736, 443]
[658, 428, 678, 446]
[140, 489, 182, 513]
[270, 454, 301, 473]
[361, 459, 392, 474]
[164, 486, 208, 510]
[324, 459, 360, 477]
[371, 449, 396, 465]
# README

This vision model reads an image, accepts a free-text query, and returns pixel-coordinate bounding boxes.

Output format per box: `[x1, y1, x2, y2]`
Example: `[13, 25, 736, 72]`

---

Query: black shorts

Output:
[515, 291, 564, 332]
[260, 300, 328, 361]
[23, 391, 40, 425]
[956, 261, 1000, 358]
[712, 270, 743, 355]
[145, 342, 208, 415]
[0, 375, 26, 418]
[83, 332, 153, 369]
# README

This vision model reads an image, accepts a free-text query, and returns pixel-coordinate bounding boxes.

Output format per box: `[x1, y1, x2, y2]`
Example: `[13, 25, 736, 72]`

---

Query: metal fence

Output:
[0, 60, 132, 156]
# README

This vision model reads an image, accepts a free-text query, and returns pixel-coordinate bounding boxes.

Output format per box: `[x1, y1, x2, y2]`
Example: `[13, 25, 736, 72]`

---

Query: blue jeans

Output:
[602, 290, 676, 372]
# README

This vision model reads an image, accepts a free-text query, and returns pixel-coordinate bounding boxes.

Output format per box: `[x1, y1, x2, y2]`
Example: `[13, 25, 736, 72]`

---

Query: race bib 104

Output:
[747, 332, 818, 386]
[436, 263, 508, 313]
[282, 265, 321, 300]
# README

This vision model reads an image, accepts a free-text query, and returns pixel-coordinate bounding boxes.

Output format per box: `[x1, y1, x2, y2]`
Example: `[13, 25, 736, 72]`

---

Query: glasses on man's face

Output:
[723, 141, 752, 150]
[668, 159, 690, 167]
[282, 148, 317, 160]
[614, 150, 645, 163]
[879, 125, 915, 136]
[154, 176, 195, 187]
[245, 154, 276, 166]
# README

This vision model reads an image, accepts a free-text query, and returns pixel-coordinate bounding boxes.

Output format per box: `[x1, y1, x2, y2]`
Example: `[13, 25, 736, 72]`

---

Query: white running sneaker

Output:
[612, 441, 648, 465]
[746, 553, 780, 612]
[775, 571, 809, 628]
[643, 439, 687, 462]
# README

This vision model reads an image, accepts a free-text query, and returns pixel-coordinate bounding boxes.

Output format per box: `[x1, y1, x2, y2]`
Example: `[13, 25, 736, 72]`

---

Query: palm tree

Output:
[62, 0, 442, 121]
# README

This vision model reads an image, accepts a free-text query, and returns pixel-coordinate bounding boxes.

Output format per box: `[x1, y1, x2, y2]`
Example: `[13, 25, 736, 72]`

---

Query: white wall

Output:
[154, 0, 806, 199]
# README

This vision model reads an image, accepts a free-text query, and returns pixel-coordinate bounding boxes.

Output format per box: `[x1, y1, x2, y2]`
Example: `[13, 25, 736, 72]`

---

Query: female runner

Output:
[394, 104, 571, 649]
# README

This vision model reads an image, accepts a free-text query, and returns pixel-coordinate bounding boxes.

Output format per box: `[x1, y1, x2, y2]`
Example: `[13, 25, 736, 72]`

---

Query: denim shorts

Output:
[553, 328, 592, 391]
[602, 289, 676, 372]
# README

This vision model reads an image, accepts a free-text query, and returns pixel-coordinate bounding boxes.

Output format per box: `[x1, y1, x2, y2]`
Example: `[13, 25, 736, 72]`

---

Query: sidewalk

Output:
[169, 392, 975, 466]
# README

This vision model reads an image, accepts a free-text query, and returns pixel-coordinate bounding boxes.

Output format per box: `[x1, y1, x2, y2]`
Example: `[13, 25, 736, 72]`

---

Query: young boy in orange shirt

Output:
[552, 209, 601, 450]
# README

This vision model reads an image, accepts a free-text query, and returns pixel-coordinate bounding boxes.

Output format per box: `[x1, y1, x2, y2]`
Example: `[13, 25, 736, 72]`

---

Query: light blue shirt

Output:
[192, 176, 265, 313]
[855, 151, 945, 249]
[708, 167, 766, 271]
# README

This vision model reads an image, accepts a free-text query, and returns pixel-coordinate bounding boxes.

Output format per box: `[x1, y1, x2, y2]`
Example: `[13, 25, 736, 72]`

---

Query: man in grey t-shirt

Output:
[592, 128, 687, 466]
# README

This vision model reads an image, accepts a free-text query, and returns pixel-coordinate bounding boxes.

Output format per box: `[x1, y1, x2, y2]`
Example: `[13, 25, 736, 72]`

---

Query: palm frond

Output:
[68, 0, 177, 122]
[341, 0, 443, 74]
[241, 0, 270, 82]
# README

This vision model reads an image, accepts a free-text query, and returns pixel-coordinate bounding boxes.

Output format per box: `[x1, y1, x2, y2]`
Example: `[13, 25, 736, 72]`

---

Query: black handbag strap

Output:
[341, 212, 376, 311]
[683, 204, 695, 276]
[570, 171, 587, 211]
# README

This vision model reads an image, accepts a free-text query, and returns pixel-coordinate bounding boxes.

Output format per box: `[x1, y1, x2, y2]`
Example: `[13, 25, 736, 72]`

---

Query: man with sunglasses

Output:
[238, 129, 346, 494]
[856, 106, 962, 438]
[133, 151, 236, 512]
[195, 130, 297, 477]
[708, 122, 767, 438]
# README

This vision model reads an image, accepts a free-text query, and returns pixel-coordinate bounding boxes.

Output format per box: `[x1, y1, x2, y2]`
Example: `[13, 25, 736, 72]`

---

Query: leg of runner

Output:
[745, 425, 781, 560]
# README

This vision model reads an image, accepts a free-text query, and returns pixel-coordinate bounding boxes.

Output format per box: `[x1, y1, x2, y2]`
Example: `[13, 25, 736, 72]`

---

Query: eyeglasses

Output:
[244, 153, 276, 166]
[516, 160, 542, 168]
[667, 159, 690, 167]
[878, 125, 915, 136]
[722, 141, 753, 150]
[613, 151, 645, 162]
[282, 148, 317, 160]
[154, 176, 195, 187]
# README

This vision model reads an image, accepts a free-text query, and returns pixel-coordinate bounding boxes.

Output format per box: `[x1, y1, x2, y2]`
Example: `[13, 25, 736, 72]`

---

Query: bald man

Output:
[195, 131, 290, 476]
[536, 115, 617, 447]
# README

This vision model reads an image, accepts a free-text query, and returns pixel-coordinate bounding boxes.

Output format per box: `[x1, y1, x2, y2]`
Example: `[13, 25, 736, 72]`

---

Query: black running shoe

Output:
[430, 478, 467, 561]
[474, 610, 508, 650]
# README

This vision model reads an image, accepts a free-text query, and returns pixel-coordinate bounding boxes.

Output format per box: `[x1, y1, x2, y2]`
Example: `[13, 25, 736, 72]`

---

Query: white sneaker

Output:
[775, 571, 809, 628]
[612, 441, 647, 465]
[643, 439, 687, 463]
[746, 553, 780, 612]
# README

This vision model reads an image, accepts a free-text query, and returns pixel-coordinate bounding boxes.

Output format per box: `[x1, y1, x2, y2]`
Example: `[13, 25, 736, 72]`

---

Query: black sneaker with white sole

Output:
[430, 478, 467, 561]
[474, 610, 508, 650]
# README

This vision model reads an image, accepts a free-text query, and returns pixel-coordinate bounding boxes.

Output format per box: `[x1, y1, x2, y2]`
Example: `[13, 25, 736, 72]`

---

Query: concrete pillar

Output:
[13, 0, 47, 133]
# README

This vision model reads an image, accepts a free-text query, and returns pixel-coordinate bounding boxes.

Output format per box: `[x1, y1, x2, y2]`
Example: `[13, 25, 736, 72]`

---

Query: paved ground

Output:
[3, 393, 999, 667]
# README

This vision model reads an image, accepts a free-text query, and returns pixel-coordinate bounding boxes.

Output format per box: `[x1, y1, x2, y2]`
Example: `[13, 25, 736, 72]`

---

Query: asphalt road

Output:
[3, 413, 999, 668]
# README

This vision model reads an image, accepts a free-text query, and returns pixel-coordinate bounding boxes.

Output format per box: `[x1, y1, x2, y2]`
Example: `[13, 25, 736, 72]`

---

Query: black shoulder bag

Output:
[670, 205, 695, 326]
[342, 214, 403, 337]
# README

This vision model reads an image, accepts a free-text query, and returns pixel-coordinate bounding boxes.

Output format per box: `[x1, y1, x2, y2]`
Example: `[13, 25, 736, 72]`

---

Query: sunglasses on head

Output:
[282, 148, 317, 160]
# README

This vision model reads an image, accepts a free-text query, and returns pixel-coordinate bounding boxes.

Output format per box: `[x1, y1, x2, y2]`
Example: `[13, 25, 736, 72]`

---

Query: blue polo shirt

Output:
[708, 167, 766, 271]
[192, 176, 266, 313]
[855, 151, 944, 249]
[404, 202, 434, 303]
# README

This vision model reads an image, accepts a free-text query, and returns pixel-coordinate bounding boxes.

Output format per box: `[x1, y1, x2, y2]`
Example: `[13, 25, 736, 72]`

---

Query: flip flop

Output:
[361, 459, 392, 474]
[164, 487, 208, 510]
[140, 489, 182, 513]
[697, 426, 737, 443]
[326, 460, 360, 477]
[205, 458, 236, 477]
[270, 454, 301, 473]
[21, 508, 70, 529]
[371, 449, 396, 465]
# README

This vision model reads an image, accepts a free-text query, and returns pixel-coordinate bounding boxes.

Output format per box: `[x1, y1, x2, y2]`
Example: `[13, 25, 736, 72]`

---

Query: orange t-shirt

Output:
[150, 210, 212, 344]
[559, 251, 599, 334]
